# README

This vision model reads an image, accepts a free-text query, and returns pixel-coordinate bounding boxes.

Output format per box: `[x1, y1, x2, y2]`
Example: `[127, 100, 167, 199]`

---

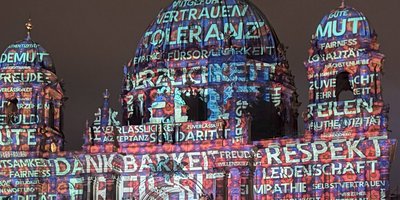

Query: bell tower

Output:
[0, 19, 65, 153]
[304, 3, 388, 139]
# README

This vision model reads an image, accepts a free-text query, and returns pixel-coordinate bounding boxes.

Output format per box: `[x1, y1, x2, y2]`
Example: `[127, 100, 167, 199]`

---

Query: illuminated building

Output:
[0, 0, 396, 200]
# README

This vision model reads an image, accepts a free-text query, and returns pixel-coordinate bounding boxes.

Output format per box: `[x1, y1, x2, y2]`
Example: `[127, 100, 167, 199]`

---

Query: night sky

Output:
[0, 0, 399, 189]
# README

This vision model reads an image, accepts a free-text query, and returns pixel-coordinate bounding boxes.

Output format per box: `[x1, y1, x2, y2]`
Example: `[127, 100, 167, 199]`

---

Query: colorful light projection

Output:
[0, 26, 66, 198]
[304, 5, 387, 140]
[0, 32, 64, 152]
[121, 0, 299, 139]
[0, 1, 396, 200]
[0, 135, 394, 199]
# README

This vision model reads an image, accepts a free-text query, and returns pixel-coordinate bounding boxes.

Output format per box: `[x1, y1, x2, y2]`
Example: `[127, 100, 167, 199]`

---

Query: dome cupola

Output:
[304, 2, 386, 139]
[122, 0, 299, 140]
[0, 19, 65, 152]
[0, 19, 55, 73]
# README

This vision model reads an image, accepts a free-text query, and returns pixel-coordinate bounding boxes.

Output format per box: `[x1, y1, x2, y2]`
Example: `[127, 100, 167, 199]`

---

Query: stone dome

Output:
[312, 5, 374, 52]
[0, 35, 55, 73]
[307, 5, 380, 75]
[129, 0, 284, 69]
[304, 4, 385, 138]
[122, 0, 299, 139]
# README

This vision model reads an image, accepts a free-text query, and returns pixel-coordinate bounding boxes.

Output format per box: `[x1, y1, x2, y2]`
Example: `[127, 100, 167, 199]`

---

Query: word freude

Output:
[0, 72, 49, 83]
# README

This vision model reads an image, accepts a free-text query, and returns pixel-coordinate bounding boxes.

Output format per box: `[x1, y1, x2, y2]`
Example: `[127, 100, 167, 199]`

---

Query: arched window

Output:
[128, 103, 142, 125]
[183, 91, 208, 121]
[59, 106, 64, 131]
[335, 72, 354, 101]
[248, 100, 283, 140]
[5, 98, 18, 125]
[48, 102, 55, 128]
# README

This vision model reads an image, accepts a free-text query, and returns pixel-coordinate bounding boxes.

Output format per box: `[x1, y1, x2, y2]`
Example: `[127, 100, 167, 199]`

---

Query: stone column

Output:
[86, 176, 93, 200]
[93, 176, 106, 200]
[253, 168, 263, 200]
[115, 176, 121, 199]
[228, 168, 241, 200]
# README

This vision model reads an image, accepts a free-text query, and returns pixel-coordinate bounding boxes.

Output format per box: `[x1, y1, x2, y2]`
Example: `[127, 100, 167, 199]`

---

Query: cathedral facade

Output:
[0, 0, 396, 199]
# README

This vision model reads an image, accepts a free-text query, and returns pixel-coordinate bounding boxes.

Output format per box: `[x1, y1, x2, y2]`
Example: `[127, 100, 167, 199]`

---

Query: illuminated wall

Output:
[304, 5, 387, 140]
[121, 0, 299, 139]
[0, 1, 396, 200]
[0, 34, 65, 152]
[301, 4, 394, 199]
[0, 32, 66, 199]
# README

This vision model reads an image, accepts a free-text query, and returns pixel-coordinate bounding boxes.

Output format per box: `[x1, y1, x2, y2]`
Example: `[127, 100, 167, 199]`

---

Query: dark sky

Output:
[0, 0, 399, 188]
